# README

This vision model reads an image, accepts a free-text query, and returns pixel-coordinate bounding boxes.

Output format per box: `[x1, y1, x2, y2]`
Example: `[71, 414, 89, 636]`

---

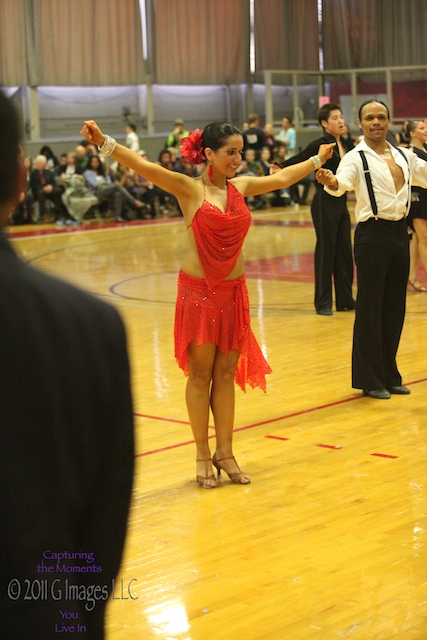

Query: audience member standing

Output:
[125, 123, 140, 152]
[243, 113, 266, 160]
[275, 116, 297, 159]
[166, 118, 190, 150]
[263, 123, 276, 157]
[275, 116, 298, 202]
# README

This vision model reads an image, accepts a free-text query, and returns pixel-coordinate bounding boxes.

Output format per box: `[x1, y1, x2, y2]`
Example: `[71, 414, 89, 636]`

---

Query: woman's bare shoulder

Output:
[179, 175, 205, 226]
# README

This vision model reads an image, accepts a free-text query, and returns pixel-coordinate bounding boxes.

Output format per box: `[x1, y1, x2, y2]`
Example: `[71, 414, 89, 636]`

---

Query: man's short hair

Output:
[0, 91, 21, 205]
[317, 102, 341, 128]
[358, 99, 390, 120]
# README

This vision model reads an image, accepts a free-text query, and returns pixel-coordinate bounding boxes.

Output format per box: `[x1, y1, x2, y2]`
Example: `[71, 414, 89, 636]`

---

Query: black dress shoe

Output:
[317, 308, 333, 316]
[388, 386, 411, 395]
[363, 389, 391, 399]
[337, 301, 356, 311]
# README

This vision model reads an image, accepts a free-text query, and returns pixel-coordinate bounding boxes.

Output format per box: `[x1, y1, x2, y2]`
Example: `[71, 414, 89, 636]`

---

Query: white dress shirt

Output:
[126, 131, 140, 152]
[325, 140, 427, 223]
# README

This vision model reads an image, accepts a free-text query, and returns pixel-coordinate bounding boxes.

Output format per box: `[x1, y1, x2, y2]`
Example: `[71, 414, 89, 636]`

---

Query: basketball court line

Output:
[7, 217, 177, 240]
[133, 377, 426, 457]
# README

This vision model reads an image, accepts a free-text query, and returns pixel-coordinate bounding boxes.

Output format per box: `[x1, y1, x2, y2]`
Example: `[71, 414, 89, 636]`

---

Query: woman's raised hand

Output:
[317, 143, 336, 165]
[80, 120, 105, 147]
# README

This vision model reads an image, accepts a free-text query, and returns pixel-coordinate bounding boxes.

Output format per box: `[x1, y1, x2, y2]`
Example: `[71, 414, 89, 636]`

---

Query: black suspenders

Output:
[358, 150, 378, 218]
[358, 148, 409, 220]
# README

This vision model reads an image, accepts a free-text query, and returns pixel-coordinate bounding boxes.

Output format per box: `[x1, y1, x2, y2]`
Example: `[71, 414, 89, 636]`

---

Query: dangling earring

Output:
[208, 164, 215, 186]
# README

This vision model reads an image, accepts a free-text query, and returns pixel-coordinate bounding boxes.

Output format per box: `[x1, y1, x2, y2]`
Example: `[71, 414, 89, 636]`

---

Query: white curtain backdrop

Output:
[254, 0, 319, 72]
[322, 0, 427, 79]
[152, 0, 250, 84]
[0, 0, 145, 86]
[0, 0, 40, 86]
[2, 0, 426, 88]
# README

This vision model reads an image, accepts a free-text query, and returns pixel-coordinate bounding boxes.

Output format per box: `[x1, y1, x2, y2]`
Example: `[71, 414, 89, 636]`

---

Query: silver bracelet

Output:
[310, 155, 322, 170]
[98, 135, 117, 156]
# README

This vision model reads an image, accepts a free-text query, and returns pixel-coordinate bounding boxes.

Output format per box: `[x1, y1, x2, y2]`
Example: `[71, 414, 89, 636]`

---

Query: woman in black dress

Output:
[406, 120, 427, 291]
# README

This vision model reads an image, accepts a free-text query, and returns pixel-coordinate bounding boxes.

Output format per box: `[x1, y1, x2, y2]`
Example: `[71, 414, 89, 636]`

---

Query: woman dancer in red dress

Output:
[80, 120, 334, 488]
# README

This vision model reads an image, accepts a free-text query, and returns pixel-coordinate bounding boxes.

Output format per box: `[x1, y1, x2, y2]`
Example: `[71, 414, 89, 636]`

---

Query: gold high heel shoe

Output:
[408, 278, 427, 292]
[212, 453, 251, 484]
[196, 458, 217, 489]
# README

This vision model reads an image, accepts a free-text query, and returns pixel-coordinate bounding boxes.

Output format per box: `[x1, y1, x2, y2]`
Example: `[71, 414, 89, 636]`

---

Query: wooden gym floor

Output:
[9, 202, 427, 639]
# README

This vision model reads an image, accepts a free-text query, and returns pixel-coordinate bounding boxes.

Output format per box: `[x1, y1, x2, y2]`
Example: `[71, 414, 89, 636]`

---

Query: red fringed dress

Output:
[174, 180, 272, 392]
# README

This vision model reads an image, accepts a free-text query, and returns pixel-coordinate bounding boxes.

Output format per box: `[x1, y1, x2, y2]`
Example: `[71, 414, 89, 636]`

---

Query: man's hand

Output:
[316, 168, 338, 190]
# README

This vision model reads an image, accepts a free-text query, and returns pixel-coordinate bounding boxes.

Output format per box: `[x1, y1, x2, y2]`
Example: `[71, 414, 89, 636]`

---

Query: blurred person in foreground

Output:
[0, 90, 135, 639]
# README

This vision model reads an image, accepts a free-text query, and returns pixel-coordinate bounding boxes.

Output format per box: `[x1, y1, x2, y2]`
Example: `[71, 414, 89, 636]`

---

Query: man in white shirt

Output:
[125, 123, 140, 152]
[275, 116, 297, 159]
[317, 99, 427, 399]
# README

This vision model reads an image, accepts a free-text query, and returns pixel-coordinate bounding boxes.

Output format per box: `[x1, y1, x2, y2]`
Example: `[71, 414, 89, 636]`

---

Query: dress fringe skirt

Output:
[174, 270, 272, 392]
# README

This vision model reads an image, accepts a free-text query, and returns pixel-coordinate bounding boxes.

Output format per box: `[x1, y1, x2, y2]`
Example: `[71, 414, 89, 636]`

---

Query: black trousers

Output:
[352, 217, 409, 390]
[311, 190, 354, 312]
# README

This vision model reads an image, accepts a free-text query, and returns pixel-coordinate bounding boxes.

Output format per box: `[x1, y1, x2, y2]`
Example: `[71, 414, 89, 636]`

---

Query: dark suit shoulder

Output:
[0, 240, 123, 337]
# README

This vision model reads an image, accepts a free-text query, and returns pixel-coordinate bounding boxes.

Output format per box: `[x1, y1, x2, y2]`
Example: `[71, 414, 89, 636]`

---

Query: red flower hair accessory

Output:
[180, 129, 205, 164]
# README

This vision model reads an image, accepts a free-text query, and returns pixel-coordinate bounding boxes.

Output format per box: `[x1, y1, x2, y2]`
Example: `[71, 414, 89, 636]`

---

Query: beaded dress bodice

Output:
[190, 180, 252, 289]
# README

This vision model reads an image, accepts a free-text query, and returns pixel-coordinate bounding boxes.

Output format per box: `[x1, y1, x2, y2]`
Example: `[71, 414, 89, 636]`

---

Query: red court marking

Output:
[233, 395, 359, 433]
[133, 396, 359, 457]
[252, 220, 314, 228]
[265, 435, 290, 441]
[245, 254, 314, 282]
[134, 412, 190, 426]
[133, 379, 427, 457]
[7, 217, 174, 239]
[317, 443, 342, 450]
[135, 436, 216, 457]
[371, 453, 399, 459]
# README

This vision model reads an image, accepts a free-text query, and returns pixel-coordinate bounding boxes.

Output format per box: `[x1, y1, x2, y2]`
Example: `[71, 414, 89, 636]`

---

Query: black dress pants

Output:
[352, 217, 409, 390]
[311, 191, 354, 312]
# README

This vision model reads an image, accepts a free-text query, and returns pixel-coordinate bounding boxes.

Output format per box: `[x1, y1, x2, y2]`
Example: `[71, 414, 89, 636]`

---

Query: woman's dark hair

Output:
[158, 149, 172, 163]
[88, 155, 105, 176]
[0, 92, 21, 205]
[358, 99, 390, 120]
[202, 122, 242, 154]
[405, 119, 422, 139]
[40, 145, 58, 166]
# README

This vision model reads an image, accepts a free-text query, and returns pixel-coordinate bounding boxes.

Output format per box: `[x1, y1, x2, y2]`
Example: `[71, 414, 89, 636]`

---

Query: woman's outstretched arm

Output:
[233, 143, 335, 197]
[80, 120, 195, 200]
